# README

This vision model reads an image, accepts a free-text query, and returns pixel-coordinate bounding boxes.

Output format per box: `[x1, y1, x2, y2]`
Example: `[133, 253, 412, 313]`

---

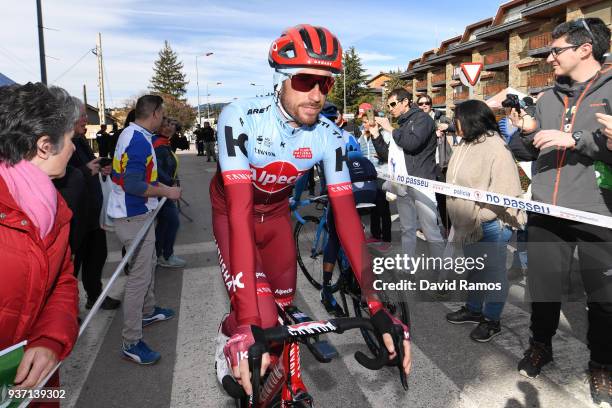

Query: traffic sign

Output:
[459, 62, 484, 87]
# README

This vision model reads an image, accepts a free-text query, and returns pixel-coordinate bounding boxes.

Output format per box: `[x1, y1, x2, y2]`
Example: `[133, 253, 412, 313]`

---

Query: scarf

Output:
[0, 160, 57, 239]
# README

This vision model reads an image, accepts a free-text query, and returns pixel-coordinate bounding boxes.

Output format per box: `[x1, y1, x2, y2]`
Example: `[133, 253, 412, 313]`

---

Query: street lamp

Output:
[195, 51, 214, 125]
[207, 81, 223, 119]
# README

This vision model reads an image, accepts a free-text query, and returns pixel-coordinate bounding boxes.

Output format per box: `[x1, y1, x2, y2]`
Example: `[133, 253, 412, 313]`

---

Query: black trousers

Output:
[527, 214, 612, 364]
[370, 188, 391, 242]
[74, 227, 108, 301]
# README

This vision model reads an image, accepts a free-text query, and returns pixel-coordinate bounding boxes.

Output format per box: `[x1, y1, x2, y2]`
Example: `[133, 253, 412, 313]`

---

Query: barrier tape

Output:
[18, 197, 167, 408]
[377, 167, 612, 230]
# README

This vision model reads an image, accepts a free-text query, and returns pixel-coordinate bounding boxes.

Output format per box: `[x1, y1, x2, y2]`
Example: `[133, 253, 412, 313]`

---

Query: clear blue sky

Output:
[0, 0, 502, 107]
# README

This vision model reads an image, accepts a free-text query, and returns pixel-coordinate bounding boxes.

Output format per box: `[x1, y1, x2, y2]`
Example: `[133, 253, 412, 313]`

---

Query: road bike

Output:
[292, 196, 411, 356]
[222, 303, 407, 407]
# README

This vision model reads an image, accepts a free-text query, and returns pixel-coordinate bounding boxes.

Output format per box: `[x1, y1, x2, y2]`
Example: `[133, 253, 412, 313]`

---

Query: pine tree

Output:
[327, 47, 369, 114]
[384, 69, 409, 95]
[149, 41, 188, 99]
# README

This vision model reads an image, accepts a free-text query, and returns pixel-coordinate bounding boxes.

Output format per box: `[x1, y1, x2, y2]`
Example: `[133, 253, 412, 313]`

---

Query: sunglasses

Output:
[285, 73, 335, 95]
[387, 98, 406, 109]
[417, 101, 431, 106]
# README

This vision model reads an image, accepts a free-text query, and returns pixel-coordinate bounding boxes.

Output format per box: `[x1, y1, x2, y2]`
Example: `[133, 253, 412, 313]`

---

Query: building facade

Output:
[398, 0, 611, 113]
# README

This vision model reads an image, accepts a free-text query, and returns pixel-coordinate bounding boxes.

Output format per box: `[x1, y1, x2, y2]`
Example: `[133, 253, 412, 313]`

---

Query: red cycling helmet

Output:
[269, 24, 343, 74]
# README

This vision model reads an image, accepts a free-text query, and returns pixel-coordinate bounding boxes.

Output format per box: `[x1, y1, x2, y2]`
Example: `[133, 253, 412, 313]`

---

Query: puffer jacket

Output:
[0, 175, 79, 361]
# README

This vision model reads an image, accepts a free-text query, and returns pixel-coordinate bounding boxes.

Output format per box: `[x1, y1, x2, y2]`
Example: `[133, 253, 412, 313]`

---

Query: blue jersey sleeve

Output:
[217, 104, 252, 185]
[321, 130, 352, 197]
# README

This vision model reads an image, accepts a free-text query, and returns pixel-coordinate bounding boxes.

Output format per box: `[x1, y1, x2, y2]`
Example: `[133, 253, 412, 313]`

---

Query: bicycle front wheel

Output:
[294, 215, 339, 291]
[351, 277, 410, 356]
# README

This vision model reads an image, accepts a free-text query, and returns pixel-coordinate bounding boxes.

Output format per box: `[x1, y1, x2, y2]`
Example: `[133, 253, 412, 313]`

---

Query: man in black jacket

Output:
[372, 88, 445, 276]
[70, 99, 121, 310]
[201, 121, 217, 162]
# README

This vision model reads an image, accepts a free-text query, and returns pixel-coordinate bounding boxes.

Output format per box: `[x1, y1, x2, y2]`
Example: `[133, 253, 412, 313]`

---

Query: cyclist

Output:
[211, 24, 411, 396]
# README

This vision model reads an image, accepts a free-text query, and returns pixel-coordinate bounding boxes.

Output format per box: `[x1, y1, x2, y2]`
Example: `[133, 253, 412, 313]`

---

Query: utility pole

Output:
[195, 56, 201, 125]
[83, 84, 87, 107]
[36, 0, 47, 84]
[96, 33, 106, 125]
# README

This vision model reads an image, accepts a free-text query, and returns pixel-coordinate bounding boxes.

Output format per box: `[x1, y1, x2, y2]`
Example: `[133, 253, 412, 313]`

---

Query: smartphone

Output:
[99, 157, 112, 167]
[603, 98, 611, 115]
[366, 109, 375, 126]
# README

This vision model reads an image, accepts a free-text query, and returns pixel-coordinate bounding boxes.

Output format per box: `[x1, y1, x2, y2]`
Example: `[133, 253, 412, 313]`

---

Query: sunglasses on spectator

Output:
[283, 73, 335, 95]
[572, 18, 594, 41]
[417, 101, 431, 106]
[388, 98, 407, 109]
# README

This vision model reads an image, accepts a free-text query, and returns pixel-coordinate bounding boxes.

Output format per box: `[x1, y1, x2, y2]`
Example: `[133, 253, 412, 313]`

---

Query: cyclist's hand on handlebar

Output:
[371, 309, 412, 376]
[223, 325, 270, 396]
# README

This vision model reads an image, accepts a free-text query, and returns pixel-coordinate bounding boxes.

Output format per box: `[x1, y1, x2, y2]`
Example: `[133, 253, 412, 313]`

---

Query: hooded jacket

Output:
[372, 106, 437, 180]
[523, 64, 612, 215]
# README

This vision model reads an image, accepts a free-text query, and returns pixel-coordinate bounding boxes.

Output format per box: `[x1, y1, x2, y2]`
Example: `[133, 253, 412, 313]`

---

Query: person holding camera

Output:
[357, 102, 392, 244]
[372, 88, 446, 275]
[510, 18, 612, 405]
[67, 99, 121, 311]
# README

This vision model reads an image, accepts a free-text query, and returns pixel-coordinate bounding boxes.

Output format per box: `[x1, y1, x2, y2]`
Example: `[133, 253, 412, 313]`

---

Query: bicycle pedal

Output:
[307, 339, 338, 362]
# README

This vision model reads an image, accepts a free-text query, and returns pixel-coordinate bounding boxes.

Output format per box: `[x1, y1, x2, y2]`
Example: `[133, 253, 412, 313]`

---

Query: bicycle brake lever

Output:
[392, 326, 409, 391]
[248, 343, 265, 406]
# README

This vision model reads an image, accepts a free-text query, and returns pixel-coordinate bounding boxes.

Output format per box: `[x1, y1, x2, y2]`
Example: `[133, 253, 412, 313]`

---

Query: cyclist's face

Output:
[280, 68, 330, 126]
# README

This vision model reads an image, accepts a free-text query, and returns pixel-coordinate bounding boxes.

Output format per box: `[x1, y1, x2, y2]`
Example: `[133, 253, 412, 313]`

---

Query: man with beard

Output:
[210, 24, 411, 397]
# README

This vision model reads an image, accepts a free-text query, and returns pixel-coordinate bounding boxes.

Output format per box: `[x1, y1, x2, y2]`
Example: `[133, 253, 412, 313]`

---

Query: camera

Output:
[501, 93, 522, 113]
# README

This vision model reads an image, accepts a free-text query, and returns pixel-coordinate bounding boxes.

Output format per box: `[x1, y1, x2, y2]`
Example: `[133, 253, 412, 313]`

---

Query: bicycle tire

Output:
[294, 215, 340, 291]
[351, 274, 410, 356]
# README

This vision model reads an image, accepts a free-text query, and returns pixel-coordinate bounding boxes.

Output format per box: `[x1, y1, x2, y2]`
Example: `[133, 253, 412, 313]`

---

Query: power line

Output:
[0, 45, 38, 77]
[51, 48, 94, 85]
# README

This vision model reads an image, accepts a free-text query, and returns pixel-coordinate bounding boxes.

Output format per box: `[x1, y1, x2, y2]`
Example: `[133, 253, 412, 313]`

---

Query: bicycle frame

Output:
[292, 198, 329, 261]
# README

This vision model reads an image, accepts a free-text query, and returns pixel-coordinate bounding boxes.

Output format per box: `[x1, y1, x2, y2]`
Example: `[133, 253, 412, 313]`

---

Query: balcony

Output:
[482, 82, 506, 98]
[432, 95, 446, 106]
[528, 32, 552, 57]
[484, 50, 509, 70]
[528, 71, 555, 92]
[416, 79, 428, 91]
[453, 91, 469, 103]
[431, 72, 446, 86]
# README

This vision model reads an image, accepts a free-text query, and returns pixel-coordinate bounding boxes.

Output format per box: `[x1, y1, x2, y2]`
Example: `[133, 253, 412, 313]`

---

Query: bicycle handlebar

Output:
[223, 317, 388, 403]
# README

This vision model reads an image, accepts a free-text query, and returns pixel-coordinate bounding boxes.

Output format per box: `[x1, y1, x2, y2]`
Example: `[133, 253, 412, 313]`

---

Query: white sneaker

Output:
[215, 323, 230, 386]
[157, 254, 187, 268]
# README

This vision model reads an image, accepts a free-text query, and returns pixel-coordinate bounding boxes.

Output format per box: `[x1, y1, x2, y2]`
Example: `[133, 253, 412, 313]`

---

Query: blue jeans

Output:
[464, 220, 512, 321]
[155, 200, 180, 259]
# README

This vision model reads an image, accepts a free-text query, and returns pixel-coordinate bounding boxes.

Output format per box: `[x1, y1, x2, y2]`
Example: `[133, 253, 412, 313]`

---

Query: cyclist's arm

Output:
[217, 105, 260, 327]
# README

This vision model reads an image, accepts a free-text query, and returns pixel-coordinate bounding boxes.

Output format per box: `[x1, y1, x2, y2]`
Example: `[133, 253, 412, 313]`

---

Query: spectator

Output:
[69, 98, 121, 310]
[201, 121, 217, 162]
[153, 117, 186, 268]
[417, 94, 454, 234]
[108, 95, 181, 365]
[108, 122, 119, 158]
[96, 124, 111, 158]
[357, 102, 392, 243]
[193, 123, 205, 156]
[511, 18, 612, 404]
[373, 88, 446, 277]
[444, 100, 525, 342]
[53, 163, 86, 254]
[0, 83, 79, 394]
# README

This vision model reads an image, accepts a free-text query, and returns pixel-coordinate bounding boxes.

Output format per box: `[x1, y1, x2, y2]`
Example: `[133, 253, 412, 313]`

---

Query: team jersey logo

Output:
[250, 161, 306, 193]
[293, 147, 313, 159]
